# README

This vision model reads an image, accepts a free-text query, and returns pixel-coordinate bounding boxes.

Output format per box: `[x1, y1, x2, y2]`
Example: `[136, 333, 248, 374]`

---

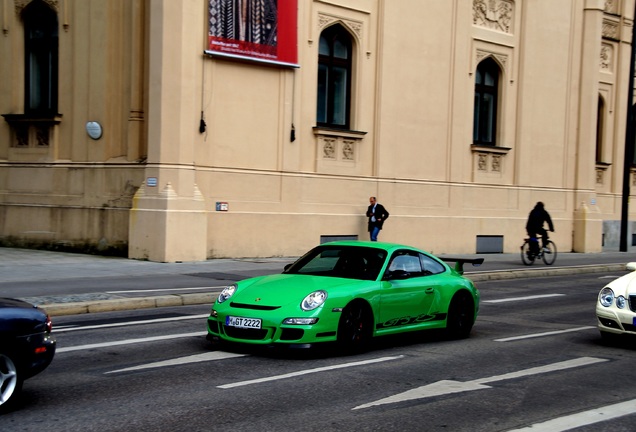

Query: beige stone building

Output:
[1, 0, 635, 262]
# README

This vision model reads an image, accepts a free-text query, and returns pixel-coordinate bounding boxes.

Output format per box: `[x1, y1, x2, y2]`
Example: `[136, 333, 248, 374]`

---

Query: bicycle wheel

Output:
[521, 241, 535, 265]
[541, 240, 557, 265]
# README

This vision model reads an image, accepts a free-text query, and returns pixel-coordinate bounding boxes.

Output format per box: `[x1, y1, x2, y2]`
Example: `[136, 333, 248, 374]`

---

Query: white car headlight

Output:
[599, 287, 614, 307]
[301, 290, 327, 311]
[218, 284, 237, 303]
[616, 295, 627, 309]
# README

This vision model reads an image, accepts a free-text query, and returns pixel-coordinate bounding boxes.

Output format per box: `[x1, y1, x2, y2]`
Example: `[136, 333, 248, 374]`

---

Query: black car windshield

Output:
[284, 245, 387, 281]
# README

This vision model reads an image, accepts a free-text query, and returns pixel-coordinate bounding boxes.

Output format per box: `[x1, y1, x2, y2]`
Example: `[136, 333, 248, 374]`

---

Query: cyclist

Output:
[525, 202, 554, 255]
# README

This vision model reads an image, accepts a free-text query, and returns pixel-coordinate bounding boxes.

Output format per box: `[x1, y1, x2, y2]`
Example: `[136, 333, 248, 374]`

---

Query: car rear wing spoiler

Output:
[441, 257, 484, 275]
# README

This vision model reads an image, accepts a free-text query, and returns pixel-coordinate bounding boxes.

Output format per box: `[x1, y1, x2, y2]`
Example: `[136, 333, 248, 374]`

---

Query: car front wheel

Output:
[446, 292, 475, 339]
[0, 353, 23, 411]
[337, 302, 373, 353]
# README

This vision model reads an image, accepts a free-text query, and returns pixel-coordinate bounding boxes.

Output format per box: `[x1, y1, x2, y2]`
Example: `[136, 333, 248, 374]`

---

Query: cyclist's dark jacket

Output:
[526, 204, 554, 234]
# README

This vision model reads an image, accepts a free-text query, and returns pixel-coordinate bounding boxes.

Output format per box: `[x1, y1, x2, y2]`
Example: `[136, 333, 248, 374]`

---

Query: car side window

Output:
[419, 253, 445, 275]
[387, 251, 423, 278]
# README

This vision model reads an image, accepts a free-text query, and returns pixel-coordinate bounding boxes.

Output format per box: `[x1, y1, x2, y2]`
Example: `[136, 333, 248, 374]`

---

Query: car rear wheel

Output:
[446, 292, 475, 339]
[337, 302, 373, 353]
[0, 353, 22, 411]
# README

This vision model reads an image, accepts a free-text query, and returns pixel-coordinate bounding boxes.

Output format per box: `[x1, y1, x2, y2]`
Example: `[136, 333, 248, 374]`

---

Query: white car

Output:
[596, 262, 636, 341]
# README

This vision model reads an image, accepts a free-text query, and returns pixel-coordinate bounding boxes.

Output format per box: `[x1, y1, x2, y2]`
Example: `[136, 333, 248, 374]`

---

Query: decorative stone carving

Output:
[602, 19, 619, 40]
[476, 49, 508, 72]
[600, 44, 613, 71]
[14, 0, 59, 14]
[473, 0, 514, 34]
[317, 13, 362, 40]
[604, 0, 618, 14]
[342, 141, 354, 160]
[478, 154, 487, 171]
[491, 155, 501, 172]
[323, 139, 336, 159]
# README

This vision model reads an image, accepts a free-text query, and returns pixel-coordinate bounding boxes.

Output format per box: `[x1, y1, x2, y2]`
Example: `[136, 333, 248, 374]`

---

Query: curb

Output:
[38, 264, 627, 317]
[42, 293, 219, 317]
[466, 263, 626, 282]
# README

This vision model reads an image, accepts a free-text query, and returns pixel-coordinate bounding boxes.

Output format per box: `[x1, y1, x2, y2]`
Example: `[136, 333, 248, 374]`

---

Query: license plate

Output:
[226, 316, 262, 329]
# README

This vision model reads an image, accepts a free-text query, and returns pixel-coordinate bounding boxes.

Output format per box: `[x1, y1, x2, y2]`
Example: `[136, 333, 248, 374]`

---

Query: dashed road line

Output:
[57, 331, 207, 353]
[218, 355, 405, 389]
[106, 351, 246, 374]
[494, 326, 595, 342]
[482, 294, 565, 304]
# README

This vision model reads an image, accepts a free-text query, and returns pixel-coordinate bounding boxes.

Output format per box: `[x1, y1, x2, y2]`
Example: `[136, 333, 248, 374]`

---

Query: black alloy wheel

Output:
[337, 302, 373, 353]
[446, 292, 475, 340]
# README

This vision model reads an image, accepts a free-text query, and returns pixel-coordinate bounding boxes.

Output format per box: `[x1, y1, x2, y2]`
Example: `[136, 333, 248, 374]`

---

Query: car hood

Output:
[606, 270, 636, 296]
[0, 297, 49, 337]
[230, 274, 371, 307]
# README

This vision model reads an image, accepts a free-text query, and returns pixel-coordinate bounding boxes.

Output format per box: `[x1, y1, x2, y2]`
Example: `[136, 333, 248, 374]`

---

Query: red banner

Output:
[207, 0, 298, 67]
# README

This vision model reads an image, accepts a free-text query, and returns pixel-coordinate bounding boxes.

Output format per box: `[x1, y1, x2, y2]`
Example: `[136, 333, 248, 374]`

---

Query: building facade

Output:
[0, 0, 635, 261]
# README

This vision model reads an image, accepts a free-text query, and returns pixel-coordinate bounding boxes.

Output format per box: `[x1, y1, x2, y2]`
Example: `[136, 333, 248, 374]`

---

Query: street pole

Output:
[620, 0, 636, 252]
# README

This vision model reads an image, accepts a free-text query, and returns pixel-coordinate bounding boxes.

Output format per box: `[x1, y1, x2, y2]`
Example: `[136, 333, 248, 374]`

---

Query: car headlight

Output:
[282, 318, 319, 325]
[599, 287, 614, 307]
[616, 295, 627, 309]
[301, 290, 327, 311]
[218, 284, 237, 303]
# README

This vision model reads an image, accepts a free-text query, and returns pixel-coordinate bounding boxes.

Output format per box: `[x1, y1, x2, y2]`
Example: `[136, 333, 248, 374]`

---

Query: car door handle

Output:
[425, 288, 434, 294]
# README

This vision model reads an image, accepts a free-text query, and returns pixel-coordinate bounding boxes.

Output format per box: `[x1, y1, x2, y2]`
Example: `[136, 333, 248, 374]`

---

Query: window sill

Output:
[470, 144, 511, 155]
[2, 113, 62, 155]
[313, 126, 367, 139]
[3, 113, 63, 124]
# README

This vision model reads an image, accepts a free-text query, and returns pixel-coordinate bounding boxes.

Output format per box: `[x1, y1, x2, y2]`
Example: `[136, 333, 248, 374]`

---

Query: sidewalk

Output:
[1, 246, 634, 316]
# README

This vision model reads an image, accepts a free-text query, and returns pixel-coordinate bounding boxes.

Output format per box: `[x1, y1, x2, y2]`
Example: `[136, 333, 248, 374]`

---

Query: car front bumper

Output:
[596, 305, 636, 336]
[207, 311, 341, 346]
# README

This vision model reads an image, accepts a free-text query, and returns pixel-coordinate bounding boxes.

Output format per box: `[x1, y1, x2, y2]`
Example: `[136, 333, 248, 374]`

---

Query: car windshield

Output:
[284, 245, 387, 281]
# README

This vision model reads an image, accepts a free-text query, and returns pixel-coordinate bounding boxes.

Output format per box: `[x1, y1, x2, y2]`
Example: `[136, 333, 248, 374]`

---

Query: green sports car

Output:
[207, 241, 483, 351]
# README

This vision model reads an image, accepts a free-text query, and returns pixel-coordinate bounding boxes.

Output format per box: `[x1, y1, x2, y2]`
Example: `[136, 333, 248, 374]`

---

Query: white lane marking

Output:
[483, 294, 565, 304]
[107, 286, 223, 294]
[55, 314, 209, 332]
[105, 351, 246, 374]
[353, 357, 607, 410]
[218, 355, 405, 389]
[507, 398, 636, 431]
[57, 332, 207, 353]
[598, 275, 621, 279]
[494, 326, 595, 342]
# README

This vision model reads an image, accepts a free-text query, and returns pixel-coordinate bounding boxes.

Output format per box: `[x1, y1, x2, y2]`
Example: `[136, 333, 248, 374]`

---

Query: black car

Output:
[0, 298, 56, 411]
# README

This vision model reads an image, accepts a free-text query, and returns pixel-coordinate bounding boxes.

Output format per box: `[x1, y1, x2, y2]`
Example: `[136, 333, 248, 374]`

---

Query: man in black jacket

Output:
[526, 201, 554, 254]
[367, 196, 389, 241]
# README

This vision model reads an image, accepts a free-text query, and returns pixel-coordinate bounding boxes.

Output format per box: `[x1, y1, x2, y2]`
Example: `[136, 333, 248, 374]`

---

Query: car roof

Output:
[319, 240, 423, 253]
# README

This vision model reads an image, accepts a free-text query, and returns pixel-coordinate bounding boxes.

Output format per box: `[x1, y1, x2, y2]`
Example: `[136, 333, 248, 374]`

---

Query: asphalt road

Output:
[1, 246, 633, 316]
[4, 271, 636, 431]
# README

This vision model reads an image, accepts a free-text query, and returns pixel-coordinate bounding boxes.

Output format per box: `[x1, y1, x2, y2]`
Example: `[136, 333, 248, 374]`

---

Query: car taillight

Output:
[45, 314, 53, 333]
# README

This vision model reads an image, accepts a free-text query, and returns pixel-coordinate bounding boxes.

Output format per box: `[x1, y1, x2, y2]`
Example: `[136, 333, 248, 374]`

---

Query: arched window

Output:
[596, 95, 605, 163]
[473, 58, 500, 146]
[317, 24, 352, 129]
[23, 0, 59, 114]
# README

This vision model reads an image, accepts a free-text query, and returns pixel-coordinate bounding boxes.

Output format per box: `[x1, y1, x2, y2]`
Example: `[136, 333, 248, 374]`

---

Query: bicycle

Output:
[520, 236, 557, 266]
